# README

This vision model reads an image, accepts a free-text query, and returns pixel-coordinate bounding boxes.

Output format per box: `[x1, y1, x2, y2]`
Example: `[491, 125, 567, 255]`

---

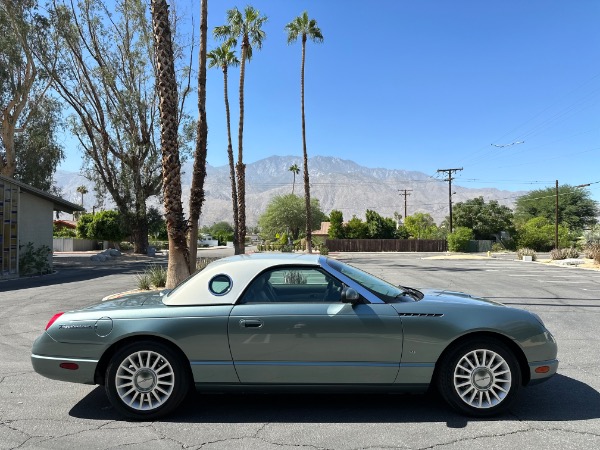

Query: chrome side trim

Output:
[31, 354, 99, 364]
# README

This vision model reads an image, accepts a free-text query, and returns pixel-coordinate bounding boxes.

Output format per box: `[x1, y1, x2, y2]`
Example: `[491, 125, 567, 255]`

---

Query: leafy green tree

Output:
[516, 217, 572, 251]
[447, 226, 474, 252]
[344, 215, 368, 239]
[286, 11, 323, 253]
[42, 0, 194, 257]
[365, 209, 397, 239]
[404, 213, 439, 239]
[77, 211, 125, 242]
[1, 0, 57, 179]
[215, 6, 268, 254]
[258, 194, 326, 241]
[515, 186, 598, 231]
[88, 211, 126, 243]
[328, 209, 345, 239]
[13, 97, 64, 191]
[206, 221, 234, 246]
[76, 213, 94, 239]
[447, 197, 514, 240]
[395, 225, 410, 239]
[147, 206, 167, 240]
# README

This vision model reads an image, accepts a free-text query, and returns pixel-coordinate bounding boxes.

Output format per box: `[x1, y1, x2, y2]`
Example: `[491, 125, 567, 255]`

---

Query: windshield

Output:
[326, 258, 418, 302]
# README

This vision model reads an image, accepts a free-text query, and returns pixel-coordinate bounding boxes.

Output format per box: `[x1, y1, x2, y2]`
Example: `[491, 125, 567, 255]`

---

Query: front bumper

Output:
[528, 358, 559, 385]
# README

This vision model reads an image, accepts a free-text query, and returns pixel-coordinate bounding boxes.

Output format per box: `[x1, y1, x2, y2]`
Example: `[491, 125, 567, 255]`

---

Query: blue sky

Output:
[59, 0, 600, 201]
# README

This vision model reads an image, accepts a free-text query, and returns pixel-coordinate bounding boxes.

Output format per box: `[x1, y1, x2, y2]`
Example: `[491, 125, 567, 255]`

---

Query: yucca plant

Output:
[136, 272, 151, 290]
[517, 248, 537, 261]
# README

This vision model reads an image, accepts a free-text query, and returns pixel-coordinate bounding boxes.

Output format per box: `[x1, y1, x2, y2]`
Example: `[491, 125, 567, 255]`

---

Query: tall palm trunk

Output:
[235, 37, 248, 255]
[301, 34, 312, 253]
[223, 65, 239, 252]
[188, 0, 208, 273]
[151, 0, 189, 287]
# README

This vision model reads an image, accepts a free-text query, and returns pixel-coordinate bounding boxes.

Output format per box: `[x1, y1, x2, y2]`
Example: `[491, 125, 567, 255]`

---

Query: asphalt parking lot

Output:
[1, 252, 600, 449]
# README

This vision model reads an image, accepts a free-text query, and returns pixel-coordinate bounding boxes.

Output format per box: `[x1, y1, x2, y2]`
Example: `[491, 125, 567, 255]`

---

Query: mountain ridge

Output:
[54, 155, 522, 225]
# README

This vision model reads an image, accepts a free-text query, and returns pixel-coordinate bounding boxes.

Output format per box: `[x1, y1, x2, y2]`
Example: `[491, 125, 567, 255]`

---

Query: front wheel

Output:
[437, 338, 521, 416]
[105, 341, 190, 420]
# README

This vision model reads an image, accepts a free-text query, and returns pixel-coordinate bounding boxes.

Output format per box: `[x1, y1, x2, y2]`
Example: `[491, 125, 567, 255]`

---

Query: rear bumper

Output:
[528, 359, 559, 385]
[31, 354, 98, 385]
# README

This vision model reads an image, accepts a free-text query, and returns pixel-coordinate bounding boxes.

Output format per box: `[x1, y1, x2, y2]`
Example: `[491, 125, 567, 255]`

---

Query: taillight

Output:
[45, 312, 64, 330]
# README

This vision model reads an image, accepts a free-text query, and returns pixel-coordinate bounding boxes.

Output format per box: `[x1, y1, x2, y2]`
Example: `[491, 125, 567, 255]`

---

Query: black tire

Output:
[105, 340, 190, 420]
[437, 338, 521, 417]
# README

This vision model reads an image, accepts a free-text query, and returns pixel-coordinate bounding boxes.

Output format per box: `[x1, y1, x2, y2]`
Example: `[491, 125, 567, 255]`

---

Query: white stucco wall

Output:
[19, 191, 54, 263]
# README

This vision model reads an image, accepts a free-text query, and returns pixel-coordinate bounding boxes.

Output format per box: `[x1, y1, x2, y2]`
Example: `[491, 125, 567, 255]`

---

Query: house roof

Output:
[0, 174, 85, 213]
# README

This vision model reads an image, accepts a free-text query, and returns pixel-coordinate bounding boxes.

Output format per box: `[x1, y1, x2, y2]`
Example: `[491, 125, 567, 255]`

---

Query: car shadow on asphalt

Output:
[69, 374, 599, 427]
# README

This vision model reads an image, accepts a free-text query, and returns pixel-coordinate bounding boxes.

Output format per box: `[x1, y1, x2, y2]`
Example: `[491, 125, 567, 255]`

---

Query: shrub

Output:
[53, 226, 77, 238]
[584, 243, 600, 263]
[563, 247, 579, 258]
[195, 257, 217, 273]
[491, 242, 505, 252]
[119, 242, 133, 251]
[550, 247, 580, 260]
[320, 246, 329, 255]
[447, 227, 473, 252]
[582, 225, 600, 247]
[19, 242, 52, 276]
[284, 270, 307, 284]
[517, 248, 537, 261]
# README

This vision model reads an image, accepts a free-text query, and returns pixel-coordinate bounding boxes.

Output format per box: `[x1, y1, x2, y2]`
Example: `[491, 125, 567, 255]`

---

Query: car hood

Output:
[419, 288, 505, 307]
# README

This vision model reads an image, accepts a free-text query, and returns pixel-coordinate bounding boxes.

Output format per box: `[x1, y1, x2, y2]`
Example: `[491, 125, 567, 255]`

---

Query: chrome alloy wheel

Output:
[453, 349, 512, 409]
[115, 350, 175, 411]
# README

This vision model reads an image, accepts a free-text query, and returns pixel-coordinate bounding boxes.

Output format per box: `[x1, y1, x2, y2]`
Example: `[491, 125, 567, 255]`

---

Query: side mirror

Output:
[341, 287, 360, 304]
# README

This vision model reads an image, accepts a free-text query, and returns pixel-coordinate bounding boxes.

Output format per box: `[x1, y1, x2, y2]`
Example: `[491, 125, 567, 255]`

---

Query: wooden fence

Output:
[325, 239, 448, 253]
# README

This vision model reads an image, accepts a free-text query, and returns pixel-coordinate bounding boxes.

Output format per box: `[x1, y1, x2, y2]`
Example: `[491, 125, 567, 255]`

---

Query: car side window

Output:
[239, 267, 344, 304]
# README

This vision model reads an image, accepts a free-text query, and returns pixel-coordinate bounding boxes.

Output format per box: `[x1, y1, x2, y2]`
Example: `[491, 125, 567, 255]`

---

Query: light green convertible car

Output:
[32, 254, 558, 419]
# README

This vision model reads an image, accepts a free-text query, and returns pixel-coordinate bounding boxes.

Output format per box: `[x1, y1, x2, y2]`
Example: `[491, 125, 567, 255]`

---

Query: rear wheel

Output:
[437, 338, 521, 416]
[105, 341, 190, 420]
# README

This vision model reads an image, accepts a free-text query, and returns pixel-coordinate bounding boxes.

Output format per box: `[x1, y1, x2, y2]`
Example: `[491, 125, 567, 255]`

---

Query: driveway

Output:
[1, 252, 599, 449]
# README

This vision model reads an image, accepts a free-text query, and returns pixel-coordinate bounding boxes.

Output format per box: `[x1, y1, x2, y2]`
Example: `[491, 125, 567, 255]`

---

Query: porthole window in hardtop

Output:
[209, 274, 232, 295]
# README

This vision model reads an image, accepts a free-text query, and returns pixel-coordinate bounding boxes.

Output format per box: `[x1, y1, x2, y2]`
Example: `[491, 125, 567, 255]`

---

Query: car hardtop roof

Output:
[163, 253, 324, 306]
[208, 252, 322, 268]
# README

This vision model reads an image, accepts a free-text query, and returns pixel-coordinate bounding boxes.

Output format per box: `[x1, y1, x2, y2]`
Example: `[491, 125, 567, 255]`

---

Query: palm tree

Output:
[150, 0, 189, 287]
[208, 43, 240, 252]
[288, 163, 300, 194]
[76, 185, 88, 207]
[214, 6, 267, 255]
[187, 0, 209, 273]
[285, 11, 323, 253]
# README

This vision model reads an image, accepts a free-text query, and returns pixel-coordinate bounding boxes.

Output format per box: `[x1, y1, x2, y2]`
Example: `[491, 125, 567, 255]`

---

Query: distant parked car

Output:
[32, 254, 558, 419]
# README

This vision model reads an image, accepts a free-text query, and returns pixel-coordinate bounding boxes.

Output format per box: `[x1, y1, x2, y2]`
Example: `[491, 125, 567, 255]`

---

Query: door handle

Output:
[239, 319, 263, 328]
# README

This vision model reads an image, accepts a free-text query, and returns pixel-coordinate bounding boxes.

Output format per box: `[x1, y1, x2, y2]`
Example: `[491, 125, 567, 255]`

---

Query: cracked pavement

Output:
[1, 253, 599, 449]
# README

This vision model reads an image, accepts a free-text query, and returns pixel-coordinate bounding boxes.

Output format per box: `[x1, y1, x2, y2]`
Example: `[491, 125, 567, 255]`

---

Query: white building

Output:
[0, 175, 83, 278]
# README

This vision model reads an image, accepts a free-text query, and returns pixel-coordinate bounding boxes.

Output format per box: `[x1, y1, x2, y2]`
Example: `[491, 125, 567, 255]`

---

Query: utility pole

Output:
[398, 189, 413, 221]
[437, 168, 463, 233]
[555, 180, 559, 250]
